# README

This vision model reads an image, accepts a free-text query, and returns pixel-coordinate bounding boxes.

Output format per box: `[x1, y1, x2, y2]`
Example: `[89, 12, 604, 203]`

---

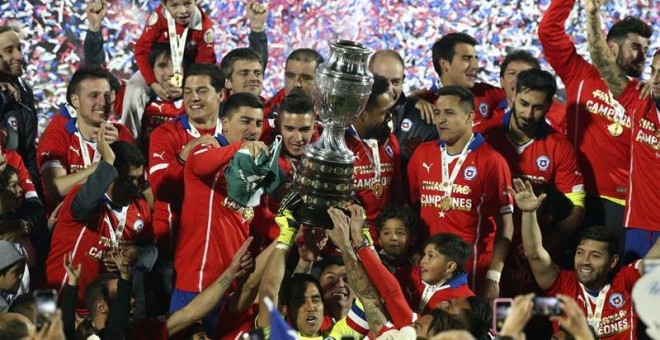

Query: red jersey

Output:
[175, 141, 253, 292]
[539, 0, 631, 201]
[487, 111, 584, 296]
[5, 149, 38, 200]
[140, 99, 185, 161]
[487, 111, 584, 195]
[409, 268, 475, 314]
[37, 111, 134, 211]
[45, 184, 152, 302]
[546, 262, 641, 340]
[407, 134, 514, 287]
[619, 81, 660, 231]
[347, 129, 402, 240]
[147, 115, 222, 250]
[135, 4, 216, 85]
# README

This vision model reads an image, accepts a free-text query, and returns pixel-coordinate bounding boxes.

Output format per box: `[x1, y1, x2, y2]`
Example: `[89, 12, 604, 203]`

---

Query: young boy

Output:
[134, 0, 216, 99]
[374, 205, 418, 304]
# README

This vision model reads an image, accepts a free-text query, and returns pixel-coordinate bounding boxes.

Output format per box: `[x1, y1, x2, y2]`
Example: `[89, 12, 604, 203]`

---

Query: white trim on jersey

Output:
[58, 227, 87, 295]
[198, 171, 221, 292]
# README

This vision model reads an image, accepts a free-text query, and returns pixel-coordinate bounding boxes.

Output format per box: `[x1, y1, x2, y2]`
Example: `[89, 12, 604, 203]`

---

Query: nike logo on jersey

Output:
[152, 151, 166, 160]
[69, 146, 80, 156]
[40, 151, 51, 157]
[422, 162, 433, 173]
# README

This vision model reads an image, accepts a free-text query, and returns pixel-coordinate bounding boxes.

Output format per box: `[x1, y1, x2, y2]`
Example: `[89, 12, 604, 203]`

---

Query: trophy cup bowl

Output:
[293, 40, 374, 228]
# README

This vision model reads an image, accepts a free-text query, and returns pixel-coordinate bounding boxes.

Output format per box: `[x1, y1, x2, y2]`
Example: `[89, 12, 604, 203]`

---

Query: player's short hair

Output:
[375, 204, 419, 235]
[432, 32, 478, 77]
[578, 226, 620, 259]
[66, 65, 113, 105]
[110, 141, 145, 175]
[286, 48, 324, 68]
[369, 50, 405, 71]
[515, 69, 557, 104]
[499, 50, 541, 78]
[280, 273, 324, 330]
[183, 63, 225, 93]
[424, 233, 471, 274]
[427, 308, 464, 336]
[148, 43, 172, 69]
[222, 93, 263, 119]
[0, 166, 18, 193]
[654, 49, 660, 57]
[220, 47, 263, 79]
[319, 256, 345, 276]
[463, 296, 492, 339]
[435, 86, 475, 114]
[0, 26, 20, 36]
[607, 16, 652, 43]
[84, 274, 115, 319]
[279, 89, 314, 115]
[365, 74, 391, 111]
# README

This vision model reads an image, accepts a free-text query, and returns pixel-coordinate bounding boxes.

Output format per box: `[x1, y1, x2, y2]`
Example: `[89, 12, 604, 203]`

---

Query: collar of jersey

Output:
[177, 114, 229, 146]
[437, 132, 485, 153]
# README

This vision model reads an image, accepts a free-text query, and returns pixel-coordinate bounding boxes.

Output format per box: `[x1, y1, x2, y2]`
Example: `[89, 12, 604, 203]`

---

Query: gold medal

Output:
[372, 182, 384, 199]
[439, 196, 453, 212]
[171, 73, 183, 88]
[607, 123, 623, 137]
[241, 207, 255, 222]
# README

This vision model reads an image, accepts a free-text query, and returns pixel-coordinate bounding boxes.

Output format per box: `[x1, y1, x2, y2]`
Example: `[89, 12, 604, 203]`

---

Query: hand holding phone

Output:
[34, 289, 57, 330]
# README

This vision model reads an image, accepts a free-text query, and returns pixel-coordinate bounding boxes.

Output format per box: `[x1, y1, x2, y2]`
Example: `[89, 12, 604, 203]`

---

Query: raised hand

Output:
[63, 252, 82, 286]
[584, 0, 602, 15]
[86, 0, 110, 32]
[327, 207, 351, 250]
[228, 236, 255, 279]
[109, 247, 131, 280]
[246, 0, 268, 32]
[508, 178, 546, 213]
[97, 123, 115, 164]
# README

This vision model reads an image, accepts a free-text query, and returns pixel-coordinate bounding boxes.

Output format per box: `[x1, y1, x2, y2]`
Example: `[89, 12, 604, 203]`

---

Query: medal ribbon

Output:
[440, 135, 475, 203]
[165, 10, 189, 77]
[349, 126, 383, 192]
[103, 206, 129, 248]
[579, 283, 610, 334]
[76, 131, 100, 168]
[419, 282, 450, 312]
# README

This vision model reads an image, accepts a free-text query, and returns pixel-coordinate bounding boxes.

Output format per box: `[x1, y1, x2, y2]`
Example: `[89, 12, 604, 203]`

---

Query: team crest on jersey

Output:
[463, 166, 477, 180]
[401, 118, 413, 132]
[536, 155, 550, 171]
[134, 219, 144, 233]
[385, 145, 394, 158]
[609, 292, 624, 308]
[478, 102, 489, 117]
[7, 116, 18, 131]
[204, 29, 215, 44]
[148, 12, 158, 26]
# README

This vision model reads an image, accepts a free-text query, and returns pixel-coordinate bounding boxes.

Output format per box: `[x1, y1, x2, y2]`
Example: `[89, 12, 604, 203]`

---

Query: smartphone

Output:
[533, 297, 562, 316]
[492, 297, 513, 334]
[34, 289, 57, 330]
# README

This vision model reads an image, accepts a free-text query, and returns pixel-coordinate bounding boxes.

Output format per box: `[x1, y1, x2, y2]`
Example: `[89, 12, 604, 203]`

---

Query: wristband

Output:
[275, 242, 290, 251]
[353, 240, 372, 253]
[485, 269, 502, 283]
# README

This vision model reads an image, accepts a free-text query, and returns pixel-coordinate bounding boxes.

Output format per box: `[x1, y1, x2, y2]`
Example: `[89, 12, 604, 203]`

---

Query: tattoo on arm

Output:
[587, 14, 629, 97]
[218, 274, 232, 289]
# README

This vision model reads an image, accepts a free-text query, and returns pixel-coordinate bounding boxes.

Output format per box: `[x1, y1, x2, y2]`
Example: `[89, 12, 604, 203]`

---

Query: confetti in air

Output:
[1, 0, 659, 135]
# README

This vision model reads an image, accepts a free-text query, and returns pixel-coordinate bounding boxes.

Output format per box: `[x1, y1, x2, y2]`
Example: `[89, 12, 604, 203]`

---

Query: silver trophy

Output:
[292, 40, 373, 228]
